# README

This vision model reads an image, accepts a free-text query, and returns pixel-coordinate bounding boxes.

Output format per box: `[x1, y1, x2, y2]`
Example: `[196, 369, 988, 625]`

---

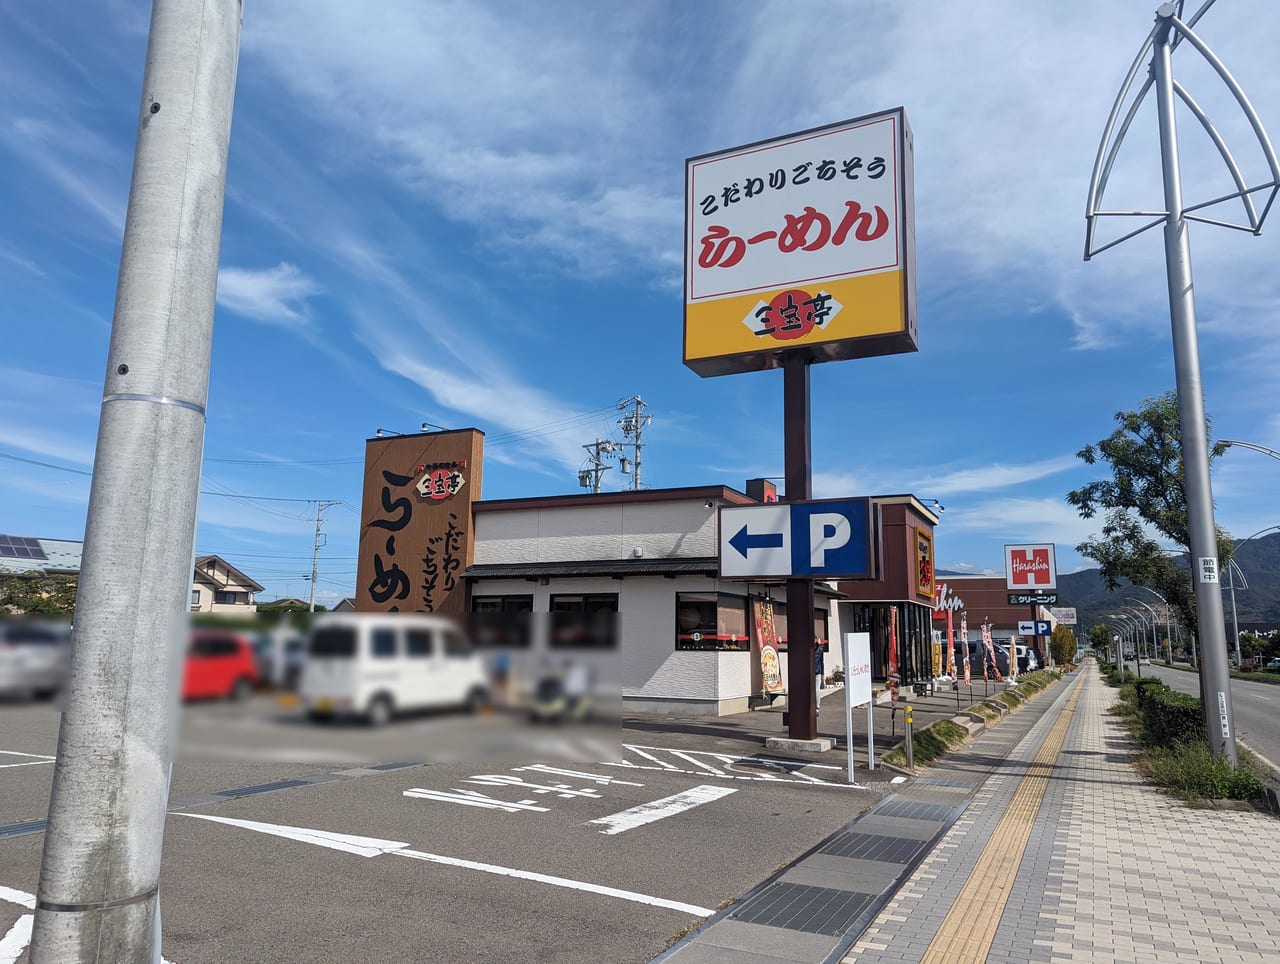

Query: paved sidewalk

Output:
[844, 661, 1280, 963]
[654, 662, 1280, 963]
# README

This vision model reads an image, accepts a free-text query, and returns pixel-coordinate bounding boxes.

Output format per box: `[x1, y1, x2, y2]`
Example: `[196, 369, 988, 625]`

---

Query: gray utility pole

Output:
[578, 438, 617, 493]
[617, 395, 652, 491]
[308, 500, 342, 612]
[1085, 1, 1280, 765]
[31, 2, 243, 961]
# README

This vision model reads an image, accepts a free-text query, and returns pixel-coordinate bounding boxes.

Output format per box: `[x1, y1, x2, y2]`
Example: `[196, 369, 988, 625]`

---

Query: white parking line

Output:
[0, 886, 177, 964]
[0, 914, 32, 964]
[587, 785, 738, 836]
[0, 887, 34, 910]
[0, 751, 56, 770]
[180, 813, 713, 917]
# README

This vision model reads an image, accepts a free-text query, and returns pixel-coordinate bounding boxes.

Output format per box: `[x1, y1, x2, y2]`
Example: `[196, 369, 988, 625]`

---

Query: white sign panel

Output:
[1018, 621, 1037, 635]
[844, 632, 873, 707]
[1049, 607, 1077, 625]
[683, 108, 917, 377]
[1004, 543, 1058, 591]
[1198, 556, 1219, 584]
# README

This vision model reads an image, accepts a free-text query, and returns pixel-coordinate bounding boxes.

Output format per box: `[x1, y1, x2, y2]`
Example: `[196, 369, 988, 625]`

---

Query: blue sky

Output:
[3, 0, 1280, 607]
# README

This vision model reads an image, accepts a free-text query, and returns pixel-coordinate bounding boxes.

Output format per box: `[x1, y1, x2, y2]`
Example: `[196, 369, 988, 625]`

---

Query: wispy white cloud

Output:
[0, 241, 46, 277]
[0, 422, 94, 466]
[917, 455, 1081, 496]
[216, 263, 321, 327]
[353, 311, 594, 475]
[943, 497, 1102, 551]
[2, 115, 127, 235]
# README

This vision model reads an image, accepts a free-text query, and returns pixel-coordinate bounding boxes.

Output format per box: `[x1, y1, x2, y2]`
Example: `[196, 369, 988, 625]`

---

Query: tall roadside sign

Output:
[684, 108, 917, 377]
[686, 108, 916, 742]
[1005, 543, 1057, 666]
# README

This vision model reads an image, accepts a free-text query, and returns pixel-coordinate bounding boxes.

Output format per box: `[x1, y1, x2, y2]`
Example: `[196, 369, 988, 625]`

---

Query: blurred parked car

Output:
[967, 641, 1011, 677]
[184, 630, 259, 701]
[0, 618, 71, 700]
[301, 612, 489, 726]
[249, 629, 307, 690]
[1265, 657, 1280, 672]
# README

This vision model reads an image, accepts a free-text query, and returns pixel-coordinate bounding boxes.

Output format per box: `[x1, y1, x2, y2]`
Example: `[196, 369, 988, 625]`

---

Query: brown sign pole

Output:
[783, 351, 816, 740]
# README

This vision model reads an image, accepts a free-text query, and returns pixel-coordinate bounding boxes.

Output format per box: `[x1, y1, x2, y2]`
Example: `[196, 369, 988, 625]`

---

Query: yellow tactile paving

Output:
[918, 680, 1082, 964]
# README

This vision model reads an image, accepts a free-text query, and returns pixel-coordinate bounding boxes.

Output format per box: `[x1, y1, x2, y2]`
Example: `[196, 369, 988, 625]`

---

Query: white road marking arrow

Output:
[179, 813, 712, 917]
[587, 785, 737, 836]
[182, 813, 410, 857]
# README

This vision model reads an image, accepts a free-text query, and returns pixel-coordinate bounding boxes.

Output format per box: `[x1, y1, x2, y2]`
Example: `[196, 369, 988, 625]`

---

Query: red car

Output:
[184, 630, 259, 701]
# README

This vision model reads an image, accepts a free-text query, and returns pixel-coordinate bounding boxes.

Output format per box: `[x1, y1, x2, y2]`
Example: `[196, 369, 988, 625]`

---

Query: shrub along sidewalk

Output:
[1100, 661, 1269, 805]
[881, 668, 1066, 769]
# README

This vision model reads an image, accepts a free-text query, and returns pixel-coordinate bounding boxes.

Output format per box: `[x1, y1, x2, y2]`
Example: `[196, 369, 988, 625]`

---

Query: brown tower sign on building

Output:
[354, 429, 484, 616]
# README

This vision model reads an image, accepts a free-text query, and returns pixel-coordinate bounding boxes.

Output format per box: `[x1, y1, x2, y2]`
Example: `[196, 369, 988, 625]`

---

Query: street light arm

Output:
[1221, 439, 1280, 461]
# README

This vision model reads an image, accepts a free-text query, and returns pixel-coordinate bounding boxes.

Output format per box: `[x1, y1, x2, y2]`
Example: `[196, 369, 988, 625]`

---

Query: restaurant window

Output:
[549, 593, 618, 649]
[470, 594, 534, 648]
[675, 593, 749, 651]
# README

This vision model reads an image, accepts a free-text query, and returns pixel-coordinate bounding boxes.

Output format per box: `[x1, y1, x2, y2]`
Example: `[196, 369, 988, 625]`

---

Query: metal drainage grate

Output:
[0, 819, 48, 839]
[732, 883, 877, 935]
[213, 779, 311, 798]
[819, 831, 924, 864]
[872, 800, 959, 823]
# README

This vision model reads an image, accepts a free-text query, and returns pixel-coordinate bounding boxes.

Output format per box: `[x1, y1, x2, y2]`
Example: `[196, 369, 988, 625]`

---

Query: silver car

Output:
[0, 618, 72, 700]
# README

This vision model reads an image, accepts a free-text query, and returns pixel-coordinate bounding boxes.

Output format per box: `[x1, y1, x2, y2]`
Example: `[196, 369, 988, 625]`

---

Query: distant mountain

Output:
[1056, 531, 1280, 632]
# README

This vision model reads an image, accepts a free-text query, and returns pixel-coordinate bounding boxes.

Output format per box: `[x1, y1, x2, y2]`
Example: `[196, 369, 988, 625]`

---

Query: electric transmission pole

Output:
[578, 439, 616, 493]
[617, 395, 652, 491]
[309, 500, 341, 612]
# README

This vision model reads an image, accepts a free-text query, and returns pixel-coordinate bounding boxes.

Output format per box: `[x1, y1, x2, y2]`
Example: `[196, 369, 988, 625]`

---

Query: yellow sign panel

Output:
[684, 108, 916, 377]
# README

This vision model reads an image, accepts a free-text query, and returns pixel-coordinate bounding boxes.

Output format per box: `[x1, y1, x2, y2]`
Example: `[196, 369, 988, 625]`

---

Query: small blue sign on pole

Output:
[719, 498, 872, 579]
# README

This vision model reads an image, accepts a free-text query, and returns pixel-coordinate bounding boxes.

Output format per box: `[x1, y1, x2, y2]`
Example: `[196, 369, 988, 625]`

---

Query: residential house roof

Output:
[193, 555, 265, 593]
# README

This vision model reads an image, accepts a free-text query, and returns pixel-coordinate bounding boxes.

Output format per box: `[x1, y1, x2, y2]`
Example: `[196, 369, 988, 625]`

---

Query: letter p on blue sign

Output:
[792, 500, 871, 577]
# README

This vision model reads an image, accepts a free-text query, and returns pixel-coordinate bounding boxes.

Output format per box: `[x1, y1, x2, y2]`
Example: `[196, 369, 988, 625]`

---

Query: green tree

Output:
[0, 572, 78, 615]
[1088, 623, 1113, 654]
[1067, 391, 1232, 630]
[1050, 625, 1076, 665]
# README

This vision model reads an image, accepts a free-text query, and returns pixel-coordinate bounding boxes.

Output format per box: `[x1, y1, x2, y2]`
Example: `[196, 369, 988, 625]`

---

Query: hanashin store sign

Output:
[684, 107, 918, 377]
[355, 430, 484, 616]
[1004, 543, 1057, 592]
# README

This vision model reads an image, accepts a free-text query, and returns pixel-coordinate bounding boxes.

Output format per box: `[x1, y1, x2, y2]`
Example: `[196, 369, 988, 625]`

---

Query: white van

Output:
[300, 612, 489, 726]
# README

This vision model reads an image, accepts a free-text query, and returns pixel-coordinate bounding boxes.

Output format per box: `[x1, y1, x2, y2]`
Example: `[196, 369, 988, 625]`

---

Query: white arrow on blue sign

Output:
[718, 499, 872, 579]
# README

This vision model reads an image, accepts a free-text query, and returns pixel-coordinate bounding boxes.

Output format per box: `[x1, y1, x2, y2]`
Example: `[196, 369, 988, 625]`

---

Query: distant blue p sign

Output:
[719, 499, 871, 579]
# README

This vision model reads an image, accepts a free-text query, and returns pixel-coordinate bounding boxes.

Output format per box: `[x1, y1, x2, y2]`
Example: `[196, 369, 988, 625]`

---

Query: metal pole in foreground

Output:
[1152, 7, 1236, 764]
[32, 2, 243, 960]
[782, 351, 816, 741]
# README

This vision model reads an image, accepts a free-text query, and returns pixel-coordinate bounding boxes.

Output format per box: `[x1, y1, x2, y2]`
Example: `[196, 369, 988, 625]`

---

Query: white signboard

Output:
[684, 108, 917, 377]
[844, 632, 873, 707]
[1198, 556, 1219, 584]
[1018, 621, 1037, 635]
[1004, 543, 1058, 591]
[1049, 607, 1077, 625]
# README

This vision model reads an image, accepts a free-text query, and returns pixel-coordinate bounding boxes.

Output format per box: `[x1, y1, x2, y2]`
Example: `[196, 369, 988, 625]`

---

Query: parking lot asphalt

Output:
[3, 683, 970, 963]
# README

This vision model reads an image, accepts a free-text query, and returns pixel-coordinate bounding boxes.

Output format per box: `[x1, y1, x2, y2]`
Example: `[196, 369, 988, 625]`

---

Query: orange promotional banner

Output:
[754, 598, 783, 695]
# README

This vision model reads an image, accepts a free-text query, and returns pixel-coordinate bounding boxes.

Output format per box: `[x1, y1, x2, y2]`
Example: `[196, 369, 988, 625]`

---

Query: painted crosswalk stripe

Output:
[587, 785, 737, 835]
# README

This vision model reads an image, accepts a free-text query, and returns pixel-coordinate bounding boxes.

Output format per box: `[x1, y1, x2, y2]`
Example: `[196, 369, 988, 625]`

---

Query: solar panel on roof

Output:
[0, 536, 47, 561]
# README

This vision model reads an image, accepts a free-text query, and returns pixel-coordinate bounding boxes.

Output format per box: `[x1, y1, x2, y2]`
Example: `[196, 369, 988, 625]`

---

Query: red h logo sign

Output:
[1010, 548, 1051, 587]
